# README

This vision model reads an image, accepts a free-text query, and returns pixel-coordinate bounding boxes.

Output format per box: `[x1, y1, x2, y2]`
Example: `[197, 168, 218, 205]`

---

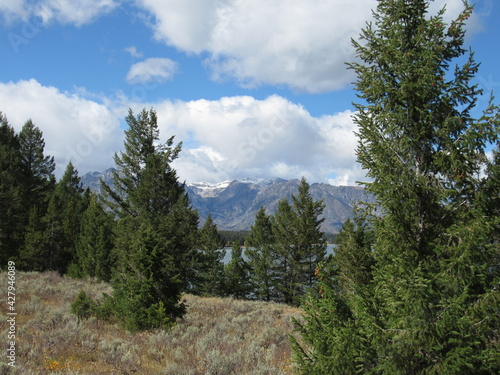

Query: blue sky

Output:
[0, 0, 498, 184]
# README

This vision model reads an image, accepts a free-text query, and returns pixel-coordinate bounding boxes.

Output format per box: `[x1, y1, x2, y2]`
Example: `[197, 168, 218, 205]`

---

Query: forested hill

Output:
[81, 169, 375, 234]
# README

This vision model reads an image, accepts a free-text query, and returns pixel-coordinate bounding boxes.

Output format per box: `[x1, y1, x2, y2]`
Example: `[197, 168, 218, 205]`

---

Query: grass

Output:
[0, 271, 302, 374]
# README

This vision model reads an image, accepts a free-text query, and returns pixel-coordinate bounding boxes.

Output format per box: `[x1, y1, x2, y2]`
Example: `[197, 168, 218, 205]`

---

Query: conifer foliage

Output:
[102, 108, 199, 330]
[72, 194, 115, 281]
[245, 178, 326, 305]
[194, 214, 226, 296]
[0, 114, 26, 264]
[224, 240, 251, 299]
[273, 178, 327, 305]
[294, 1, 499, 374]
[246, 206, 278, 301]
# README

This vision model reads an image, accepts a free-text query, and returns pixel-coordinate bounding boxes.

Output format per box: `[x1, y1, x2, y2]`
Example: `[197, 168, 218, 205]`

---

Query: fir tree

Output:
[195, 214, 226, 296]
[294, 1, 500, 373]
[102, 108, 186, 221]
[224, 240, 251, 299]
[273, 178, 326, 305]
[21, 162, 85, 272]
[20, 206, 48, 271]
[0, 113, 25, 263]
[72, 194, 115, 281]
[19, 119, 55, 210]
[53, 162, 85, 273]
[332, 210, 375, 291]
[272, 199, 296, 303]
[112, 220, 185, 331]
[246, 206, 278, 301]
[292, 214, 376, 374]
[291, 178, 327, 289]
[102, 108, 198, 329]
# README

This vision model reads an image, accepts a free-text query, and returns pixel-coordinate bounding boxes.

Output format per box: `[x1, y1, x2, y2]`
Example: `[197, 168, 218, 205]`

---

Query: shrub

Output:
[70, 290, 97, 322]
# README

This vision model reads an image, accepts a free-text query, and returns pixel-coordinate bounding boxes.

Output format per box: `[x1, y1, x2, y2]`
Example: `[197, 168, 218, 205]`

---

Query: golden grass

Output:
[0, 271, 302, 374]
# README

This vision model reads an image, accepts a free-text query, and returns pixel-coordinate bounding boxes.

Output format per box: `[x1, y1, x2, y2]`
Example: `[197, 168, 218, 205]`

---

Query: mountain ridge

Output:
[81, 169, 374, 234]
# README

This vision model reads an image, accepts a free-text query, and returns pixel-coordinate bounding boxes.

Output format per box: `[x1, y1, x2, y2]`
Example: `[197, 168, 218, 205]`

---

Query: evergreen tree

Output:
[332, 210, 375, 291]
[195, 214, 226, 296]
[294, 1, 500, 373]
[273, 178, 326, 305]
[21, 162, 85, 272]
[112, 220, 184, 331]
[291, 178, 327, 289]
[292, 214, 376, 374]
[19, 119, 55, 210]
[54, 162, 86, 272]
[272, 199, 296, 303]
[20, 206, 49, 271]
[0, 113, 25, 263]
[102, 108, 198, 329]
[19, 120, 56, 268]
[102, 108, 186, 221]
[224, 240, 251, 299]
[246, 206, 278, 301]
[72, 194, 115, 281]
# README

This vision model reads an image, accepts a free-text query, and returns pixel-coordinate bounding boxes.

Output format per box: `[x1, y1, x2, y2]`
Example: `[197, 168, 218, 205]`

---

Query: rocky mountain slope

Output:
[82, 169, 374, 233]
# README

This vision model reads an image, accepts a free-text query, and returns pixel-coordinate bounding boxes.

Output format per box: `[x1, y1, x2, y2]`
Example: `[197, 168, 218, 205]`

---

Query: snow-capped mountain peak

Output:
[188, 180, 233, 198]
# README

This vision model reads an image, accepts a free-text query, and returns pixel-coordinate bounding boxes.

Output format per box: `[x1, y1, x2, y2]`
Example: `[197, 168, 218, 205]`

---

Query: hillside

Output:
[82, 169, 375, 233]
[0, 272, 301, 374]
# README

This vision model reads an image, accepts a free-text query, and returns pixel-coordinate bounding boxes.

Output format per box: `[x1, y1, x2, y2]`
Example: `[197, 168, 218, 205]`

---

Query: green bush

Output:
[70, 290, 97, 321]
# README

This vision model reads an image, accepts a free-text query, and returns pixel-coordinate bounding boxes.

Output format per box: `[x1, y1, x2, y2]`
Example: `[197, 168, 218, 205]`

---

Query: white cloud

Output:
[135, 0, 471, 93]
[0, 0, 28, 23]
[0, 80, 364, 185]
[144, 95, 364, 185]
[0, 0, 117, 26]
[126, 57, 178, 84]
[0, 79, 123, 178]
[124, 46, 144, 58]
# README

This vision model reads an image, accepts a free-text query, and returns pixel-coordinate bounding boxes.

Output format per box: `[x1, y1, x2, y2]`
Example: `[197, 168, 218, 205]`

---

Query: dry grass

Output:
[0, 271, 302, 374]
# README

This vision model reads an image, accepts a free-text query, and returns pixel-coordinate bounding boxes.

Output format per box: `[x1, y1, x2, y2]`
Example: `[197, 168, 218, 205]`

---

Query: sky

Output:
[0, 0, 498, 185]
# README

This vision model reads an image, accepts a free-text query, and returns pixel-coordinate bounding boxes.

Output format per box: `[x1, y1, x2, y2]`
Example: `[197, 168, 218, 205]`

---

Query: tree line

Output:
[1, 108, 328, 331]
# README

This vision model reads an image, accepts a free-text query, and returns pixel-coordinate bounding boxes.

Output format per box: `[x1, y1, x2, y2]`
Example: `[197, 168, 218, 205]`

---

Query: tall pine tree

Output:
[273, 199, 296, 303]
[273, 178, 326, 305]
[71, 194, 115, 281]
[0, 113, 25, 264]
[21, 162, 85, 272]
[19, 119, 55, 211]
[224, 240, 251, 299]
[292, 178, 327, 290]
[294, 1, 499, 373]
[102, 108, 199, 330]
[195, 214, 226, 296]
[246, 206, 279, 301]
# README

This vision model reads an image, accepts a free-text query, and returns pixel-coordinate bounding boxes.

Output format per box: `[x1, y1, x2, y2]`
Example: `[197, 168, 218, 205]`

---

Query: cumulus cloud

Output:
[140, 95, 364, 185]
[0, 79, 123, 178]
[0, 0, 117, 26]
[0, 80, 364, 185]
[126, 57, 178, 84]
[135, 0, 470, 93]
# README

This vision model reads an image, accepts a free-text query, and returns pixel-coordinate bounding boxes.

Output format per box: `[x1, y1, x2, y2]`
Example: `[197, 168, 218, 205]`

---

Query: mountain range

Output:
[81, 169, 375, 234]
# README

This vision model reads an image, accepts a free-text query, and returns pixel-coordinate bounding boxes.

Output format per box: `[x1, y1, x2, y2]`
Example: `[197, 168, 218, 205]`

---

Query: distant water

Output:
[222, 244, 335, 264]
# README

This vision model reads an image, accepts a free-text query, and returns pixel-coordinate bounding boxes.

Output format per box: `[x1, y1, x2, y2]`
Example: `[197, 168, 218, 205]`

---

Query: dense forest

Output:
[1, 0, 499, 373]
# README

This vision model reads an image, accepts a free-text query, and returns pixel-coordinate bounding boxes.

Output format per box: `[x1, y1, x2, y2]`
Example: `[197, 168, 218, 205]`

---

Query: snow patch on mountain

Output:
[188, 180, 233, 198]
